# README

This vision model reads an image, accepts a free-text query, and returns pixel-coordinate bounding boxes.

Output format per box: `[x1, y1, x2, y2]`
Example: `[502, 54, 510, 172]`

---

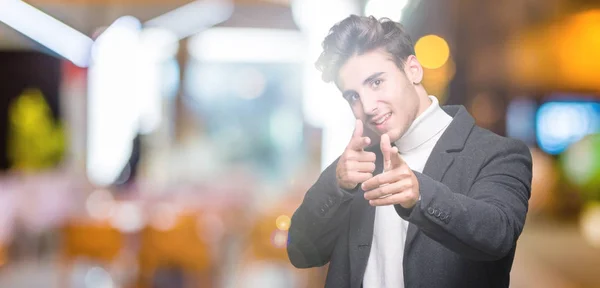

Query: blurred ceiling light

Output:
[415, 34, 450, 69]
[364, 0, 409, 22]
[291, 0, 359, 35]
[138, 27, 179, 62]
[145, 0, 233, 40]
[0, 0, 93, 67]
[87, 16, 142, 187]
[188, 28, 305, 63]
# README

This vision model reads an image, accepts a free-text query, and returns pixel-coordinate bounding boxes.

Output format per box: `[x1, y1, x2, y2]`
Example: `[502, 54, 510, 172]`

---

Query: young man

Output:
[287, 15, 532, 288]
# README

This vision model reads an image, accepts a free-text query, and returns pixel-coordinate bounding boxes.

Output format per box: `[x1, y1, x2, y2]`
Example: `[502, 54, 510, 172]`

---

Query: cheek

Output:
[350, 103, 364, 118]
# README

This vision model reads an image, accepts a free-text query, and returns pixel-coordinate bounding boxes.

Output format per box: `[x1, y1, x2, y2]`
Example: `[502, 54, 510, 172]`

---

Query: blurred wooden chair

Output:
[235, 198, 327, 288]
[60, 220, 126, 287]
[137, 212, 217, 288]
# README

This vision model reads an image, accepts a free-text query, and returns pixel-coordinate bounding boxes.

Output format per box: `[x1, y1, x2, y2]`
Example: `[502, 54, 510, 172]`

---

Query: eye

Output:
[371, 79, 383, 89]
[348, 93, 360, 103]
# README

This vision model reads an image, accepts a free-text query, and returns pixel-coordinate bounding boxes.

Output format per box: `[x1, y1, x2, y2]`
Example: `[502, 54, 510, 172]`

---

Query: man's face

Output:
[337, 49, 421, 143]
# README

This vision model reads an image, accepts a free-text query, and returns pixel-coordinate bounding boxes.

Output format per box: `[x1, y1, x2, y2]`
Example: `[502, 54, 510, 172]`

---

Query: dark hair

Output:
[315, 15, 415, 84]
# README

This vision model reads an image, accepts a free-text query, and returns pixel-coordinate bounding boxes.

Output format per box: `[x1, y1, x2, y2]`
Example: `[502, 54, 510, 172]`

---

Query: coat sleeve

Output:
[395, 138, 532, 261]
[287, 158, 355, 268]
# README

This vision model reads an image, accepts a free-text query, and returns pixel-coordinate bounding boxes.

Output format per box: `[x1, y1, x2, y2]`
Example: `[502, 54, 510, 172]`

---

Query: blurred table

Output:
[511, 218, 600, 288]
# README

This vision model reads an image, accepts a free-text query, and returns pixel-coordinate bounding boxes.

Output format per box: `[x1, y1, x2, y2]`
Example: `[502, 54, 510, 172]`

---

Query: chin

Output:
[386, 128, 403, 143]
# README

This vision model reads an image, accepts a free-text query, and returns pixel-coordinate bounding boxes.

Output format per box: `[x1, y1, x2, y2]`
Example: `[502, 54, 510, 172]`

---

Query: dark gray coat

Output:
[287, 105, 532, 288]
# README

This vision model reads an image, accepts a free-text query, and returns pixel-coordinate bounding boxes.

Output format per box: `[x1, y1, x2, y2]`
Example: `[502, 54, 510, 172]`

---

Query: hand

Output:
[336, 119, 377, 190]
[361, 134, 420, 208]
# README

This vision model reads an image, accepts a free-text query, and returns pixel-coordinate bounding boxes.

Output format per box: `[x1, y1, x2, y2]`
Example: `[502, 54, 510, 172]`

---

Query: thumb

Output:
[380, 134, 392, 171]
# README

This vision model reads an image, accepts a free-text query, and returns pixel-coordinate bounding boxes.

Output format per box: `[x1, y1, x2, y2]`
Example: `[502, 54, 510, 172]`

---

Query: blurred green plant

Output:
[560, 133, 600, 201]
[7, 88, 65, 171]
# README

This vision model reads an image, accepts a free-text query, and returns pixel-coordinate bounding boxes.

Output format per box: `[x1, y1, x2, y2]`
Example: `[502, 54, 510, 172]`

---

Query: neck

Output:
[415, 87, 432, 117]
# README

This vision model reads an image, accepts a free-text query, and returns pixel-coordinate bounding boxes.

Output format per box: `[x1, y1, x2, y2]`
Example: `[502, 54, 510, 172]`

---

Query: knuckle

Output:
[401, 165, 411, 174]
[367, 152, 376, 161]
[369, 163, 376, 171]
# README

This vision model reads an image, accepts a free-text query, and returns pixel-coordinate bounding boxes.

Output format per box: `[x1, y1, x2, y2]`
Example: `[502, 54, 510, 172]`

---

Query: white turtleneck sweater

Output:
[363, 96, 453, 288]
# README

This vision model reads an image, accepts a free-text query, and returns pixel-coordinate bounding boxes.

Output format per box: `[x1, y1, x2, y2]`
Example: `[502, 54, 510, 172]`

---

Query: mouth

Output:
[371, 112, 392, 127]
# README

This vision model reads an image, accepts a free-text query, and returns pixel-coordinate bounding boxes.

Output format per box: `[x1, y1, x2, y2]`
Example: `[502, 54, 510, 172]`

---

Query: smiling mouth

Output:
[371, 112, 392, 126]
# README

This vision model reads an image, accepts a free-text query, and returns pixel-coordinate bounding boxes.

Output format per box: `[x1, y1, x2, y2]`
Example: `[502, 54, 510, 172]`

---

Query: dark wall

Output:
[0, 51, 61, 170]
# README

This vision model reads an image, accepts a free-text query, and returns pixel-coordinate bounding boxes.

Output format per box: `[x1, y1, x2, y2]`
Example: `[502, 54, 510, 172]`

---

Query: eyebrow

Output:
[341, 72, 385, 99]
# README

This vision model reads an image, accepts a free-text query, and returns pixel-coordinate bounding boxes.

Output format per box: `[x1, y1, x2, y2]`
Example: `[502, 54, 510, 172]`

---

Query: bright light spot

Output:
[84, 266, 114, 288]
[415, 34, 450, 69]
[580, 203, 600, 248]
[138, 27, 179, 62]
[271, 230, 288, 248]
[110, 202, 144, 233]
[364, 0, 409, 22]
[188, 28, 306, 63]
[234, 68, 267, 99]
[145, 0, 234, 40]
[275, 215, 291, 231]
[150, 203, 179, 231]
[87, 16, 142, 186]
[292, 0, 359, 36]
[536, 102, 600, 155]
[86, 189, 115, 220]
[0, 0, 93, 67]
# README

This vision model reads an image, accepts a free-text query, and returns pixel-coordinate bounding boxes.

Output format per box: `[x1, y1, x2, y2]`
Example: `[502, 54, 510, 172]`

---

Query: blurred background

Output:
[0, 0, 599, 287]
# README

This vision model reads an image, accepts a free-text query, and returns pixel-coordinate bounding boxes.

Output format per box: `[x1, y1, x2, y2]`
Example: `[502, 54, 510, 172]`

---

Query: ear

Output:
[404, 55, 424, 85]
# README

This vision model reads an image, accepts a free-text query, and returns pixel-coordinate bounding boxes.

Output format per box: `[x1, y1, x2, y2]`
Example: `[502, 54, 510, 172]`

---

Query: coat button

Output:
[427, 207, 435, 215]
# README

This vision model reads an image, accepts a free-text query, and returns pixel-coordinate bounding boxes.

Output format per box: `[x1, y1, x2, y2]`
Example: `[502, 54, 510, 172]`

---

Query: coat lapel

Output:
[404, 105, 475, 254]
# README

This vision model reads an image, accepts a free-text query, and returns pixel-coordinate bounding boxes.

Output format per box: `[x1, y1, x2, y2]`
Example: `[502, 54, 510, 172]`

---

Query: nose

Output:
[360, 93, 378, 116]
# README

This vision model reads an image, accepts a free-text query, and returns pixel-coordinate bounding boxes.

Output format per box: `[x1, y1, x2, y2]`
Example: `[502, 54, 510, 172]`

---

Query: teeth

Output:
[374, 113, 391, 125]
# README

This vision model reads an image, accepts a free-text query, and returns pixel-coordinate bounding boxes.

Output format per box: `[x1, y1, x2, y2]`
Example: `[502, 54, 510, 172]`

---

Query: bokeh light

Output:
[271, 229, 288, 249]
[536, 102, 600, 155]
[561, 134, 600, 199]
[86, 189, 115, 220]
[275, 215, 291, 231]
[364, 0, 408, 22]
[580, 202, 600, 248]
[415, 34, 450, 70]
